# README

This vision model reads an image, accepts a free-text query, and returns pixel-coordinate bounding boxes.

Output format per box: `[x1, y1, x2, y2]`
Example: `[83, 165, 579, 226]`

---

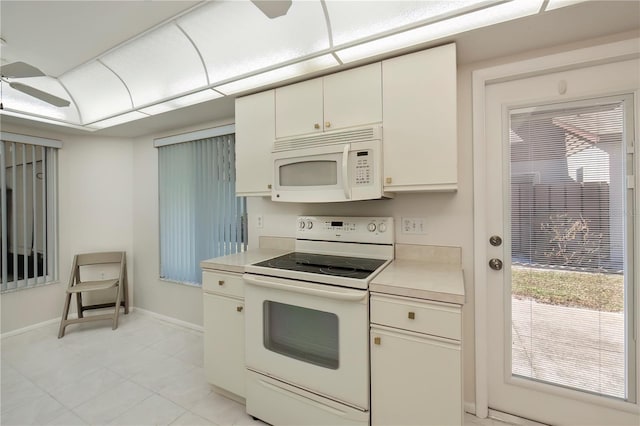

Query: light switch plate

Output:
[401, 217, 427, 234]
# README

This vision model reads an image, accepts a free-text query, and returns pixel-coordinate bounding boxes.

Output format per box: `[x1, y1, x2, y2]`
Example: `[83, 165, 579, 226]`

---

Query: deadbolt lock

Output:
[489, 235, 502, 246]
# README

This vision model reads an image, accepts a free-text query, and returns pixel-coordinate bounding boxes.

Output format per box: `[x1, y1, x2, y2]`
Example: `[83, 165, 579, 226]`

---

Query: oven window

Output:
[279, 161, 337, 186]
[263, 301, 339, 369]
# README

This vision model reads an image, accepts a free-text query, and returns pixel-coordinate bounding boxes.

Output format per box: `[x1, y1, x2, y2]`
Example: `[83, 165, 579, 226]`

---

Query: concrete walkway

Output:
[511, 297, 625, 399]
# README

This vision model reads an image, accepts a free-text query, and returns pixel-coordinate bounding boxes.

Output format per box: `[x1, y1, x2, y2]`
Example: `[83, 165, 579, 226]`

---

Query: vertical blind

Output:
[0, 138, 58, 292]
[158, 133, 247, 285]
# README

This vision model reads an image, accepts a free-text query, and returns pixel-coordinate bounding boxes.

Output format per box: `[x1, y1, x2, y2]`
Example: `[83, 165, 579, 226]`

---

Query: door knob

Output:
[489, 258, 503, 271]
[489, 235, 502, 246]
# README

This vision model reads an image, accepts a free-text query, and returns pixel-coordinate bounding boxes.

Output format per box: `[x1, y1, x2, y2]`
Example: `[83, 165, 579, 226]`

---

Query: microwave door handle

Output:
[342, 144, 350, 200]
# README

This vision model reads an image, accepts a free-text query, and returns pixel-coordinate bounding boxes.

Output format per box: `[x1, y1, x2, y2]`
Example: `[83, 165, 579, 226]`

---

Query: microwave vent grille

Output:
[273, 126, 380, 152]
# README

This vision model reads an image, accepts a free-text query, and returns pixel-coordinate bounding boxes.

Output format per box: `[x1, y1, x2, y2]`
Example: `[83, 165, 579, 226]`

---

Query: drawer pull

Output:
[218, 280, 225, 286]
[374, 337, 381, 345]
[408, 311, 415, 320]
[237, 306, 244, 312]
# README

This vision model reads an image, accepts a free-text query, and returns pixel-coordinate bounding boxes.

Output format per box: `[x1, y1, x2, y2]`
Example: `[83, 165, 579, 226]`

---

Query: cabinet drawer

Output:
[370, 294, 460, 340]
[203, 271, 243, 298]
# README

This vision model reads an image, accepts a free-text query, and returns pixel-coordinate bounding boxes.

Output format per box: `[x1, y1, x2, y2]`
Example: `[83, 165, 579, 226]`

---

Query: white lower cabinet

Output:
[370, 294, 463, 426]
[203, 271, 245, 399]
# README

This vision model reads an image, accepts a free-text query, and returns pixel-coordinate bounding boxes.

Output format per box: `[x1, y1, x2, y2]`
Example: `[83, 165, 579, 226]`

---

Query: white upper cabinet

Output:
[235, 90, 275, 196]
[275, 63, 382, 139]
[275, 78, 323, 138]
[382, 43, 457, 192]
[323, 63, 382, 132]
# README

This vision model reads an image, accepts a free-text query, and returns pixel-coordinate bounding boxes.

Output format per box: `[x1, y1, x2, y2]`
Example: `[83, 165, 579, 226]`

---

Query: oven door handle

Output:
[243, 274, 367, 301]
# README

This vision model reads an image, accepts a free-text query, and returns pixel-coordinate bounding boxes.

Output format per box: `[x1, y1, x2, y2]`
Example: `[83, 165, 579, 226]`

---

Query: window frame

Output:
[155, 124, 247, 286]
[0, 131, 60, 293]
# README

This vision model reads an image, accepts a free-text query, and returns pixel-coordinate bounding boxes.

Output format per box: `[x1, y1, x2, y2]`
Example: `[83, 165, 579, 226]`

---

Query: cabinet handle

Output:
[325, 121, 331, 128]
[408, 311, 415, 320]
[374, 336, 381, 345]
[314, 123, 320, 129]
[237, 306, 244, 312]
[385, 177, 392, 184]
[218, 280, 224, 286]
[267, 184, 272, 189]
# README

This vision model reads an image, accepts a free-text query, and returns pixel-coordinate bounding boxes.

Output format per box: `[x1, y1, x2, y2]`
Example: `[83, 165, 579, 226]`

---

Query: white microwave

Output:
[272, 126, 393, 203]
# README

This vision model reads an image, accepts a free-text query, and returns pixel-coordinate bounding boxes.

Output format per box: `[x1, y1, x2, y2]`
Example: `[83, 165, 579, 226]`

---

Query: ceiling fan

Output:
[0, 61, 70, 108]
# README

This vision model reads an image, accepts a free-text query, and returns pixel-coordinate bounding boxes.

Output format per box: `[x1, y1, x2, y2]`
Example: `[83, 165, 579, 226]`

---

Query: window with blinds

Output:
[509, 99, 631, 400]
[158, 131, 247, 285]
[1, 133, 59, 293]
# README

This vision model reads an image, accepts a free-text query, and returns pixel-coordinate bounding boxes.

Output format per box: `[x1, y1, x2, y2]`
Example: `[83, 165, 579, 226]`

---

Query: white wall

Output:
[131, 118, 234, 327]
[1, 124, 134, 334]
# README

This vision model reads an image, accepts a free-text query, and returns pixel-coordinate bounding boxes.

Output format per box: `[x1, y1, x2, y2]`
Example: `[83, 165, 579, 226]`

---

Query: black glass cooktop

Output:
[254, 252, 387, 280]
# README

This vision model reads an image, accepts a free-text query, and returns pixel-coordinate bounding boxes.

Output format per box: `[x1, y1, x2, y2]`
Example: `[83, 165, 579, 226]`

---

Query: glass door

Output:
[484, 57, 639, 425]
[509, 99, 632, 400]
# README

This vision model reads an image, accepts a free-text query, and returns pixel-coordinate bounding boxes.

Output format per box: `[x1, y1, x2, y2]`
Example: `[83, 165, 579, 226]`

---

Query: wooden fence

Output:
[511, 181, 610, 269]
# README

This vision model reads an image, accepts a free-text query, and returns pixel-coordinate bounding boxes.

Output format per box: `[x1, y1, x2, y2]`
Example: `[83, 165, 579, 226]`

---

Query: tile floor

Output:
[1, 310, 508, 426]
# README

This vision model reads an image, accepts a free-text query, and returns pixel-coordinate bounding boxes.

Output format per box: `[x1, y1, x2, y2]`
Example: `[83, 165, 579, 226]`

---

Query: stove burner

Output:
[254, 252, 386, 280]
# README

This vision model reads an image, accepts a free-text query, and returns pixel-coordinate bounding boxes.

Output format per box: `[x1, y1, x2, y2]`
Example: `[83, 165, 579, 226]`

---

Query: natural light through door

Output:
[509, 99, 632, 400]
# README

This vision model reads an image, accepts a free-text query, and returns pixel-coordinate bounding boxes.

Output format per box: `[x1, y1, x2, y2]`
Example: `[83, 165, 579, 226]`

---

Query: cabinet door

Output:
[382, 43, 457, 191]
[275, 78, 323, 138]
[203, 293, 245, 398]
[323, 63, 382, 131]
[371, 326, 462, 426]
[235, 90, 275, 196]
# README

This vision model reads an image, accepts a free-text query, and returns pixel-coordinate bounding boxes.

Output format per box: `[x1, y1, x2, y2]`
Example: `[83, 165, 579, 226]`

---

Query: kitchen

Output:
[1, 1, 639, 425]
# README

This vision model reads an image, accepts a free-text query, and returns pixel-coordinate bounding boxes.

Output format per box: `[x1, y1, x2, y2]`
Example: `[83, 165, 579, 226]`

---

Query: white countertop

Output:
[370, 259, 465, 305]
[200, 248, 290, 274]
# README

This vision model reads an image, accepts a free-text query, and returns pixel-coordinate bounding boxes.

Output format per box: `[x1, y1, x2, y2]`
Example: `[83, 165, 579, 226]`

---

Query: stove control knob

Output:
[306, 220, 313, 230]
[367, 222, 377, 232]
[378, 223, 387, 233]
[298, 220, 305, 229]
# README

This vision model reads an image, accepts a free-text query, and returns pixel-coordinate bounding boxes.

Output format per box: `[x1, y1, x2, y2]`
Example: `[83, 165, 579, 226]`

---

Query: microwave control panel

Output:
[352, 150, 373, 186]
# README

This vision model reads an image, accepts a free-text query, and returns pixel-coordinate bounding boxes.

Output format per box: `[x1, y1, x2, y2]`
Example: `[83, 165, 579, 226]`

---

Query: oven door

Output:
[243, 273, 369, 410]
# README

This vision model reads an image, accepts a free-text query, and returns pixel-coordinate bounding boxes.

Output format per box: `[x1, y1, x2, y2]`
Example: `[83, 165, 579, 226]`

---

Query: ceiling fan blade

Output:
[1, 61, 46, 78]
[9, 82, 70, 107]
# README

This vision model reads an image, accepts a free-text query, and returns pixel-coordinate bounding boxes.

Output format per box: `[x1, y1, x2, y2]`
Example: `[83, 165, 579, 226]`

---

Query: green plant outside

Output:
[511, 266, 624, 312]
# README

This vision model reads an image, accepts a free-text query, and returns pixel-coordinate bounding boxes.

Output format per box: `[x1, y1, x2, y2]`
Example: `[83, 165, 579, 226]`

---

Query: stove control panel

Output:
[297, 216, 394, 244]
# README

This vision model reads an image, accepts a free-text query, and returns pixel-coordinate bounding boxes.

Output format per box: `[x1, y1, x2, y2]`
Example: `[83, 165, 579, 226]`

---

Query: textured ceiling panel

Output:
[326, 0, 493, 47]
[178, 1, 329, 85]
[100, 23, 208, 108]
[59, 61, 133, 124]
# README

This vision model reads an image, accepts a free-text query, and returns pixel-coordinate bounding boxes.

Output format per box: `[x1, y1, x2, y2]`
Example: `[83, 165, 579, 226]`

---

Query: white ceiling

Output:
[0, 0, 638, 138]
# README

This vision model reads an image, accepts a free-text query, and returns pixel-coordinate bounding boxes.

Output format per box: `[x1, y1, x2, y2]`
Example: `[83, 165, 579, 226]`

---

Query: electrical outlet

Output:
[257, 215, 264, 229]
[100, 271, 105, 280]
[401, 217, 427, 235]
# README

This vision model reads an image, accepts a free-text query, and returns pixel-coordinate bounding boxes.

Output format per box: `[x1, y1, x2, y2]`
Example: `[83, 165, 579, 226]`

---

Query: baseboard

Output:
[2, 306, 203, 339]
[1, 317, 62, 339]
[464, 401, 476, 415]
[133, 307, 203, 333]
